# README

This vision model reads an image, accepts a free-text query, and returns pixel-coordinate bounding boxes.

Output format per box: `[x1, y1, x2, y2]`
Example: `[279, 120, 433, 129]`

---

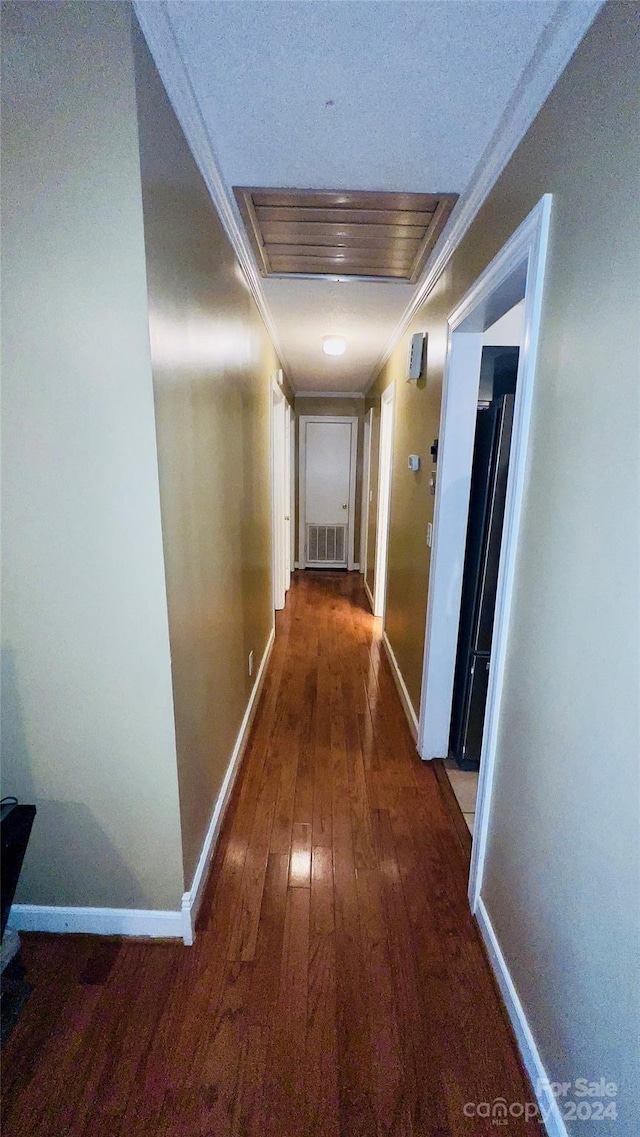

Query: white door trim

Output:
[284, 404, 292, 592]
[270, 377, 287, 611]
[298, 416, 358, 571]
[415, 195, 552, 911]
[289, 405, 296, 577]
[360, 408, 373, 578]
[373, 383, 396, 620]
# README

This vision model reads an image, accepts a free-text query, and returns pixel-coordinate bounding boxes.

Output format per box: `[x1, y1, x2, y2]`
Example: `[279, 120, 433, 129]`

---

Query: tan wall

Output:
[368, 319, 444, 704]
[0, 3, 185, 909]
[369, 2, 640, 1116]
[364, 399, 380, 593]
[294, 396, 365, 565]
[133, 26, 283, 886]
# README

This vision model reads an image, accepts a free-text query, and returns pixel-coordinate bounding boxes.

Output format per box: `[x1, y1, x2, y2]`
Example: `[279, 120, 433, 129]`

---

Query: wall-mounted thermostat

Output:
[408, 454, 420, 472]
[407, 332, 427, 381]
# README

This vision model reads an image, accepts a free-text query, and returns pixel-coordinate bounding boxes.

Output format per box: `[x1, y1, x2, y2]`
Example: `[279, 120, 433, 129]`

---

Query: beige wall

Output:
[0, 3, 185, 909]
[294, 396, 365, 565]
[368, 317, 444, 704]
[133, 26, 283, 886]
[364, 399, 380, 593]
[369, 2, 639, 1121]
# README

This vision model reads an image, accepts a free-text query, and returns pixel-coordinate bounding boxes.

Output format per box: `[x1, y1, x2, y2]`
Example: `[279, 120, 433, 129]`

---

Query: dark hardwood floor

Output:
[1, 571, 542, 1136]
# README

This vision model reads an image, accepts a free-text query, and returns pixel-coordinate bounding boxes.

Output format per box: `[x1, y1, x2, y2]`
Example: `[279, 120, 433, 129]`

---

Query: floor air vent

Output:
[307, 524, 347, 565]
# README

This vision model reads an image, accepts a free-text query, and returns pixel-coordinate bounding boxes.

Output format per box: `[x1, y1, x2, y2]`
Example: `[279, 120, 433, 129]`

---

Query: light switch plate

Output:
[408, 454, 420, 472]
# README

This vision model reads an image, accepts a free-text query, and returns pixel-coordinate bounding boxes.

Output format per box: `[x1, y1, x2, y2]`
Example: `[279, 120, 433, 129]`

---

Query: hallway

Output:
[2, 572, 541, 1137]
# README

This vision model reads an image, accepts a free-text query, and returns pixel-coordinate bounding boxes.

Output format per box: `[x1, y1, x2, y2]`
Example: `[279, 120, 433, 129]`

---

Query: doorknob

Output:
[342, 503, 348, 509]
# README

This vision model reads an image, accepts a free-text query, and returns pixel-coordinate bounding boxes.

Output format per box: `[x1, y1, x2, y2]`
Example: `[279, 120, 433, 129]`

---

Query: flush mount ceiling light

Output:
[323, 336, 346, 356]
[233, 187, 458, 282]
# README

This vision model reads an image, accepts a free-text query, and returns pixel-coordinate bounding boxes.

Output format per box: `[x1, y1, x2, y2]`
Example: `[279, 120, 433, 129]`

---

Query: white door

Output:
[299, 417, 358, 570]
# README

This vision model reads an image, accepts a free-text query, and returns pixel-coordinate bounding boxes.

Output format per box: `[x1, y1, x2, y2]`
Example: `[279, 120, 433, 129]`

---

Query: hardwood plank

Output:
[305, 847, 339, 1137]
[356, 867, 412, 1134]
[332, 832, 377, 1135]
[288, 821, 312, 887]
[261, 886, 310, 1137]
[371, 807, 451, 1134]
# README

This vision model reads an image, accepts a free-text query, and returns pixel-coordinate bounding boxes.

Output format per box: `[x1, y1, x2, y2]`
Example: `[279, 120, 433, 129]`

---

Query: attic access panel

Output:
[233, 188, 458, 283]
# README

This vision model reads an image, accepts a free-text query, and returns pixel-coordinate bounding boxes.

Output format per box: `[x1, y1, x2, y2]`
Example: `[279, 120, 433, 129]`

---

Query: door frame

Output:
[360, 407, 373, 580]
[415, 195, 552, 910]
[270, 377, 287, 612]
[284, 403, 292, 593]
[298, 415, 358, 571]
[288, 404, 296, 578]
[373, 383, 396, 620]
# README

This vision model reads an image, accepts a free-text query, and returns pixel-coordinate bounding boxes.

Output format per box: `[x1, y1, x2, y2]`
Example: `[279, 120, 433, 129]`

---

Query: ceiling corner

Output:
[133, 0, 293, 379]
[370, 0, 605, 378]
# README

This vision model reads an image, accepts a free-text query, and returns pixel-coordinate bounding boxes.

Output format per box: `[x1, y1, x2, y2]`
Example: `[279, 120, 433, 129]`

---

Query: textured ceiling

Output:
[152, 1, 588, 391]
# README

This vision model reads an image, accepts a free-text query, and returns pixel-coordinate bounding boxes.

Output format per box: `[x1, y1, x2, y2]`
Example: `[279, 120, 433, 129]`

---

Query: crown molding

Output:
[368, 0, 604, 387]
[133, 1, 292, 382]
[295, 391, 365, 400]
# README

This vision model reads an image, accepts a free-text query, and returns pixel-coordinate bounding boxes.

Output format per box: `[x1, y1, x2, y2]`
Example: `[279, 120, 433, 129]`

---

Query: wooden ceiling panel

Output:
[255, 206, 436, 227]
[260, 222, 425, 248]
[266, 245, 415, 268]
[268, 257, 410, 278]
[234, 187, 458, 282]
[249, 189, 441, 211]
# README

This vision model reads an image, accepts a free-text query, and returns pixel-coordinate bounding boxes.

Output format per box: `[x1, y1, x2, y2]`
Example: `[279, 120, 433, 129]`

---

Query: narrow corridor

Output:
[1, 572, 541, 1136]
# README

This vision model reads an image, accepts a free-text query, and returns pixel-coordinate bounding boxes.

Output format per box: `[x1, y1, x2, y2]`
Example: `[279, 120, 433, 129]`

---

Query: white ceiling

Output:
[140, 1, 600, 393]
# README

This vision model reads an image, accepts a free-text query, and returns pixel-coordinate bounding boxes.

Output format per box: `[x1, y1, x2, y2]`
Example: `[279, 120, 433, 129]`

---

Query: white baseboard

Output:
[381, 630, 419, 743]
[475, 896, 567, 1137]
[180, 626, 275, 945]
[363, 577, 375, 614]
[9, 628, 276, 949]
[9, 904, 183, 939]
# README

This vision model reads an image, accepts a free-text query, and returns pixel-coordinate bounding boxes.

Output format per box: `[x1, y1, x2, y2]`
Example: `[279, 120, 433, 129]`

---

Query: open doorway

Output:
[417, 196, 552, 907]
[443, 301, 523, 833]
[373, 383, 395, 619]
